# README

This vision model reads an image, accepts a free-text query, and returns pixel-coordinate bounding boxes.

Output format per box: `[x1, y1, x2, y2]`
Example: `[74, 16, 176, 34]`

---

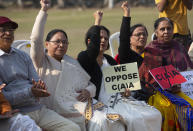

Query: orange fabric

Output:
[0, 93, 11, 114]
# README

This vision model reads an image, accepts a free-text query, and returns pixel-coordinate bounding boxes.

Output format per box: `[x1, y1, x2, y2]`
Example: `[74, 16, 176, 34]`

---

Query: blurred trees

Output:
[0, 0, 155, 9]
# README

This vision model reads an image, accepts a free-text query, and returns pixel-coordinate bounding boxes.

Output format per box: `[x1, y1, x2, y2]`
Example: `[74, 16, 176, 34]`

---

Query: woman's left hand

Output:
[76, 89, 91, 102]
[166, 84, 181, 93]
[121, 88, 131, 97]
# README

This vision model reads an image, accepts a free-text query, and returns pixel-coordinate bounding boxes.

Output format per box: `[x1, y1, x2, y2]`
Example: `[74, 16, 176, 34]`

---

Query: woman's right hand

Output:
[40, 0, 50, 12]
[94, 10, 103, 25]
[121, 1, 130, 17]
[121, 88, 131, 98]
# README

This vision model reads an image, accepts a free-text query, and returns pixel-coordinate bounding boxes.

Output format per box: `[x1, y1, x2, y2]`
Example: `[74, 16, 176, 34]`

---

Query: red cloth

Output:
[114, 54, 120, 64]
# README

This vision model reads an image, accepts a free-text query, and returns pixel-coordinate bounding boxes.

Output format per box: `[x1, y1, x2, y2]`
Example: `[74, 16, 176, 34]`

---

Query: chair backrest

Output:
[109, 32, 120, 58]
[12, 40, 31, 55]
[151, 32, 156, 41]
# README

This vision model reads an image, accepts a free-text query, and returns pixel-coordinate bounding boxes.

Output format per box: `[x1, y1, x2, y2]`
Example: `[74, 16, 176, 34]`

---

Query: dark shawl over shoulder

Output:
[77, 26, 117, 100]
[139, 40, 193, 91]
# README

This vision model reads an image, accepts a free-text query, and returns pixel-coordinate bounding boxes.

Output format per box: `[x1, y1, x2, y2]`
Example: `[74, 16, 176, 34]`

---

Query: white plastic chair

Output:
[109, 32, 120, 58]
[151, 32, 156, 41]
[12, 40, 31, 55]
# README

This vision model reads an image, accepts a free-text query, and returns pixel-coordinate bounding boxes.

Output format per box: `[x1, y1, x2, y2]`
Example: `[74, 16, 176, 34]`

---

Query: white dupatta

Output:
[53, 55, 95, 115]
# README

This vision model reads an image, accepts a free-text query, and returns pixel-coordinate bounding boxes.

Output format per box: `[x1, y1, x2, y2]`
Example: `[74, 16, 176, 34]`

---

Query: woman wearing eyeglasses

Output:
[30, 0, 125, 131]
[139, 17, 193, 131]
[115, 1, 148, 66]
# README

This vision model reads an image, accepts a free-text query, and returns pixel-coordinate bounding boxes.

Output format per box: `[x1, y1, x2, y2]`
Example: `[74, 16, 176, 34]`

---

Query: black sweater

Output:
[77, 26, 117, 100]
[119, 17, 151, 101]
[119, 17, 143, 67]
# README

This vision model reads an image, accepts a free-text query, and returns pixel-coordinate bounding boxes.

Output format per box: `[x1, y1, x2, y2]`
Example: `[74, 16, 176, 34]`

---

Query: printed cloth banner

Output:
[180, 71, 193, 99]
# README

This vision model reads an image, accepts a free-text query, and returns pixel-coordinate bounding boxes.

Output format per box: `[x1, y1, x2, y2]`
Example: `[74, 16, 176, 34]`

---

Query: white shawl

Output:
[53, 55, 96, 115]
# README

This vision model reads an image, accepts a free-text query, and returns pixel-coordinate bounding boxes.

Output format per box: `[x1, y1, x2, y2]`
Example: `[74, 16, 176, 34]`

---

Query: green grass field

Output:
[0, 7, 193, 57]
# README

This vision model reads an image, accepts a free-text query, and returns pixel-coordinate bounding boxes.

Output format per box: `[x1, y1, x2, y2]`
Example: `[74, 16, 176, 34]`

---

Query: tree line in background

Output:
[0, 0, 155, 9]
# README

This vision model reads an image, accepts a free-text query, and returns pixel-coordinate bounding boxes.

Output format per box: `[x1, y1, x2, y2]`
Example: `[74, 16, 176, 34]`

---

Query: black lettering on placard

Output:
[105, 73, 139, 83]
[161, 74, 166, 80]
[117, 75, 121, 81]
[168, 72, 174, 78]
[112, 76, 116, 82]
[155, 70, 179, 81]
[122, 66, 127, 71]
[156, 74, 162, 80]
[111, 82, 135, 91]
[129, 82, 134, 88]
[122, 74, 127, 80]
[114, 66, 122, 72]
[164, 73, 170, 79]
[112, 85, 117, 90]
[128, 74, 132, 79]
[133, 73, 138, 79]
[114, 65, 127, 72]
[120, 83, 126, 90]
[172, 70, 179, 76]
[105, 77, 111, 82]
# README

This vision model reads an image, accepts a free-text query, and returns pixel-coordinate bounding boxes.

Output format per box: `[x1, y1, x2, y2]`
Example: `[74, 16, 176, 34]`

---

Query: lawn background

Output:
[0, 7, 192, 58]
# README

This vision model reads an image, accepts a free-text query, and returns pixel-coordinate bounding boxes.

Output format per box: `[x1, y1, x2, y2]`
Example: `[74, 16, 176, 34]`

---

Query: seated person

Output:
[0, 83, 41, 131]
[0, 15, 81, 131]
[139, 17, 193, 131]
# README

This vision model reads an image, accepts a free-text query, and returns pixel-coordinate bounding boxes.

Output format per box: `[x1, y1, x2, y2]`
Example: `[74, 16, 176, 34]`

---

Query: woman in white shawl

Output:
[30, 0, 124, 131]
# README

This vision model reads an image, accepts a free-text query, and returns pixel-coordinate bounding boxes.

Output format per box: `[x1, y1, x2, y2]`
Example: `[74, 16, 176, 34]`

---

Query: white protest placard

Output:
[102, 62, 141, 94]
[180, 71, 193, 99]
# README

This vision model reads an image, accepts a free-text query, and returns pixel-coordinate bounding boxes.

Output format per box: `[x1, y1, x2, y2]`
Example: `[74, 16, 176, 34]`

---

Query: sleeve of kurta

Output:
[118, 16, 144, 67]
[30, 10, 48, 68]
[118, 16, 131, 64]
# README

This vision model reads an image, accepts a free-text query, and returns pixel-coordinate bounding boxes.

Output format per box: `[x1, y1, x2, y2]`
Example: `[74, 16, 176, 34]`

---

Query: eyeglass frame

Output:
[132, 32, 147, 37]
[0, 27, 15, 34]
[48, 40, 69, 45]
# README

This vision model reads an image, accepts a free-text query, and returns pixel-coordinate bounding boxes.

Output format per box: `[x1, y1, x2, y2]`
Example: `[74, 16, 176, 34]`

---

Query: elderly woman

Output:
[139, 17, 193, 131]
[30, 0, 125, 131]
[77, 2, 162, 131]
[116, 1, 153, 101]
[115, 2, 148, 66]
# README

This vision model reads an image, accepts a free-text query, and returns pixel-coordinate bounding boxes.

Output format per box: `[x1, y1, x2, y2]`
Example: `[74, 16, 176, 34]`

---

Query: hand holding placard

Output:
[102, 62, 141, 94]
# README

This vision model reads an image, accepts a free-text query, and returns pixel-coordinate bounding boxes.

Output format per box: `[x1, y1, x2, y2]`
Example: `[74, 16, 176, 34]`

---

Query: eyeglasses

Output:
[49, 40, 68, 45]
[132, 32, 147, 37]
[0, 28, 15, 33]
